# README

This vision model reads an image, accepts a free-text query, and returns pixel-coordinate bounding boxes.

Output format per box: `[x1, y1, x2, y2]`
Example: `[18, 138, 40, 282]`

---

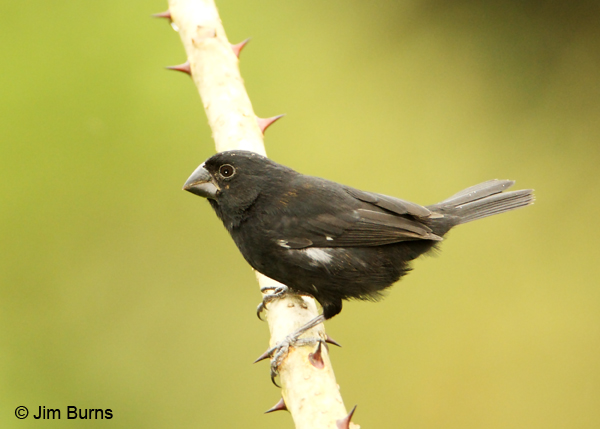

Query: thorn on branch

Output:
[336, 405, 357, 429]
[165, 61, 191, 75]
[253, 348, 273, 364]
[308, 341, 324, 369]
[325, 334, 342, 348]
[257, 114, 285, 134]
[264, 397, 288, 414]
[231, 38, 251, 58]
[152, 10, 172, 20]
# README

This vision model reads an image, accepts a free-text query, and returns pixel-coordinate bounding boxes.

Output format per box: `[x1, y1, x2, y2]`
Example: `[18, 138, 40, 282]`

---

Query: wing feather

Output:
[344, 187, 432, 218]
[272, 181, 440, 249]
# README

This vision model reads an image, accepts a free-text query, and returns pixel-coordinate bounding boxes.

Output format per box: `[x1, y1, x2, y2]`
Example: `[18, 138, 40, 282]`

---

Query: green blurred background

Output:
[2, 0, 599, 427]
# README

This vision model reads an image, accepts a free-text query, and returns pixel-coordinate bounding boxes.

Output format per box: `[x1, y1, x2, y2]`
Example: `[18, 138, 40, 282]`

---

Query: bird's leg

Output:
[256, 284, 290, 320]
[254, 314, 326, 386]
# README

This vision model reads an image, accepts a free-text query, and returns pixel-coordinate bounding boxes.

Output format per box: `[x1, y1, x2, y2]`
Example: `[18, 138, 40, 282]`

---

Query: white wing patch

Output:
[277, 239, 291, 249]
[302, 248, 333, 266]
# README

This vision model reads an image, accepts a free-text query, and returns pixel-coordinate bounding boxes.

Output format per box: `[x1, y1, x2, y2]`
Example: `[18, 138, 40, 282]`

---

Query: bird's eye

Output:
[219, 164, 235, 178]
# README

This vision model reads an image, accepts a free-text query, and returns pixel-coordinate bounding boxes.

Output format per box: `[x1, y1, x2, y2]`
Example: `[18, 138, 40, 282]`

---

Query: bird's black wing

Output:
[344, 187, 434, 218]
[274, 184, 442, 250]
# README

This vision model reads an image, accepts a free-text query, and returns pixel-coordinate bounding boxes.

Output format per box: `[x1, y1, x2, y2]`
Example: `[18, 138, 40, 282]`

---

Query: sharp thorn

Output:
[165, 61, 191, 75]
[309, 341, 325, 369]
[257, 114, 285, 134]
[264, 397, 287, 414]
[336, 405, 357, 429]
[254, 349, 273, 364]
[325, 334, 342, 348]
[152, 10, 172, 20]
[231, 38, 251, 58]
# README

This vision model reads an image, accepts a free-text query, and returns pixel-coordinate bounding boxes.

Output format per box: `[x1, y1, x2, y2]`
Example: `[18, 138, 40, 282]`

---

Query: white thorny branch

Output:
[160, 1, 358, 428]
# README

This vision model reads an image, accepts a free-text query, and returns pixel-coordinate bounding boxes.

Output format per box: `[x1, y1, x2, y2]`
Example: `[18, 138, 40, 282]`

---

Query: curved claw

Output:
[256, 302, 266, 321]
[270, 368, 281, 388]
[256, 285, 290, 321]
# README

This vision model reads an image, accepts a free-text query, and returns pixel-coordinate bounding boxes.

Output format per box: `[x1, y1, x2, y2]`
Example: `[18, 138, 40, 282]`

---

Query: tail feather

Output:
[439, 179, 515, 206]
[430, 180, 534, 226]
[453, 189, 534, 224]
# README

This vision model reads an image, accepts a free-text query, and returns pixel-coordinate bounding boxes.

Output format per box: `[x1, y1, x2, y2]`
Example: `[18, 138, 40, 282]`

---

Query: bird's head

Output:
[183, 150, 297, 224]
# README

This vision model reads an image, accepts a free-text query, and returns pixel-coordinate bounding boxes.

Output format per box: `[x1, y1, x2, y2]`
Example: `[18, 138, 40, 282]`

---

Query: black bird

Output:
[183, 150, 534, 322]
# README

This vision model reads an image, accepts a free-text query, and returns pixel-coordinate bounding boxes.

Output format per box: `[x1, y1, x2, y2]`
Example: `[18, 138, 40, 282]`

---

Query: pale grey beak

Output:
[183, 164, 219, 199]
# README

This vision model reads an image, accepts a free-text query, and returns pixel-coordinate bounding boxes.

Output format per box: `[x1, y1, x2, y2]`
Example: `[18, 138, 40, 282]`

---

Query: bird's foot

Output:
[254, 314, 326, 386]
[268, 337, 322, 386]
[256, 284, 290, 320]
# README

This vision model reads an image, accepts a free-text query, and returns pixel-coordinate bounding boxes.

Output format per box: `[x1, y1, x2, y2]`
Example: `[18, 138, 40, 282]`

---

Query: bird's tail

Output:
[428, 179, 534, 225]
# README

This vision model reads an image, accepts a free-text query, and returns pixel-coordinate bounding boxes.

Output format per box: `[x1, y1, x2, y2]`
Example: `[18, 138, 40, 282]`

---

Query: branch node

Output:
[192, 26, 217, 46]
